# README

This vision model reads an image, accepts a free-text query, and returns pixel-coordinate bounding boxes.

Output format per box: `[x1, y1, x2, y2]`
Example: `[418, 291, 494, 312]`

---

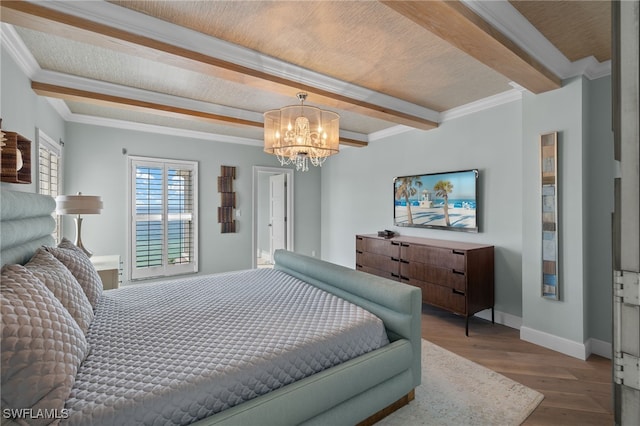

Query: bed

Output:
[1, 189, 422, 425]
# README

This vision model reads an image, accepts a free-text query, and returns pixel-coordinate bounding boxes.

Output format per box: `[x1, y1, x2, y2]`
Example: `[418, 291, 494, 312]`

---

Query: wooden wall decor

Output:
[541, 131, 559, 300]
[218, 166, 236, 233]
[1, 127, 32, 184]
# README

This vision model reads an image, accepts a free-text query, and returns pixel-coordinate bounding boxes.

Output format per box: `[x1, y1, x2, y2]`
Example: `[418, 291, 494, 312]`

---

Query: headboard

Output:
[0, 189, 56, 266]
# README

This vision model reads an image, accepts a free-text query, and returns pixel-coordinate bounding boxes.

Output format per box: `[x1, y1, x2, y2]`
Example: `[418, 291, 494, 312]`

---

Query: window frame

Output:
[127, 155, 198, 281]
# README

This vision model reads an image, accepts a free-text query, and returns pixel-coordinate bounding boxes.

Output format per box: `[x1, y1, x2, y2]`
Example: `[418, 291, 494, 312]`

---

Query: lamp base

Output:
[74, 217, 93, 258]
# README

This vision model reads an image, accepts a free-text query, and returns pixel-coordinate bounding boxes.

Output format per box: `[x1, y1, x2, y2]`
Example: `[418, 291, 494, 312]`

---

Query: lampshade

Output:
[56, 194, 103, 215]
[264, 92, 340, 172]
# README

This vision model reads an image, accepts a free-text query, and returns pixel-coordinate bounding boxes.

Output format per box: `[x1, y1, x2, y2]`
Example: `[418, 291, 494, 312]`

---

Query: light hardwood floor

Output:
[422, 304, 614, 425]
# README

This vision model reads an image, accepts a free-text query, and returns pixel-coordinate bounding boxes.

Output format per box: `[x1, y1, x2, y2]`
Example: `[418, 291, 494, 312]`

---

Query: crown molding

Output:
[441, 85, 524, 122]
[372, 84, 526, 138]
[45, 94, 263, 146]
[68, 112, 264, 147]
[574, 58, 612, 80]
[0, 23, 39, 78]
[463, 0, 611, 80]
[45, 97, 73, 120]
[368, 125, 415, 142]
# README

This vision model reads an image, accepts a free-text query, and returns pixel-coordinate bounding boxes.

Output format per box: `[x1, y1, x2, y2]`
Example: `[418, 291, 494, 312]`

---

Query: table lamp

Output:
[55, 192, 103, 257]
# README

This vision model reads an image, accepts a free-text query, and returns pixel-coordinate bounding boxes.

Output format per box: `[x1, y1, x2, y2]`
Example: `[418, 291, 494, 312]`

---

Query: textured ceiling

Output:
[509, 0, 611, 63]
[0, 0, 611, 146]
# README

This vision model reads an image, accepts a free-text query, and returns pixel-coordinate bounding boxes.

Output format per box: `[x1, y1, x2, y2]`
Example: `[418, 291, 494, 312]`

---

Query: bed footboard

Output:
[193, 250, 422, 425]
[273, 249, 422, 390]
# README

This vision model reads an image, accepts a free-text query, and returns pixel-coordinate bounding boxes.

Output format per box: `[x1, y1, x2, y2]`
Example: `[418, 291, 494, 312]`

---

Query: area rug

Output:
[379, 339, 544, 425]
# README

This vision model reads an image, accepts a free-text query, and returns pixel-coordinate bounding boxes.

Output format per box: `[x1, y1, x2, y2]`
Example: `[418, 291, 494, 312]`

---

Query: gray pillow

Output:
[25, 248, 94, 334]
[45, 242, 102, 310]
[1, 264, 90, 425]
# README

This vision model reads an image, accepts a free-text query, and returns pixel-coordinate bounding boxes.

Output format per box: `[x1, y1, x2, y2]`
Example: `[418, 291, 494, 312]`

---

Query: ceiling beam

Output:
[0, 1, 437, 131]
[380, 0, 562, 94]
[31, 82, 265, 128]
[338, 137, 368, 148]
[31, 81, 368, 147]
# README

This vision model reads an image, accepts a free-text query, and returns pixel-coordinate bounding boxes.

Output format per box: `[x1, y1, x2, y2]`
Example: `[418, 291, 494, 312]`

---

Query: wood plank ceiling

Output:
[0, 1, 610, 147]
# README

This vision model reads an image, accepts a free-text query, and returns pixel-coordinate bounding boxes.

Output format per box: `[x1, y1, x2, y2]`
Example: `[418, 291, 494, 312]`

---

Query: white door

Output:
[269, 173, 287, 262]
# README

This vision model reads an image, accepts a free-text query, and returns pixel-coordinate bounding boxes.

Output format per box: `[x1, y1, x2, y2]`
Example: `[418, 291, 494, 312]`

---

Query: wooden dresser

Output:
[356, 234, 494, 335]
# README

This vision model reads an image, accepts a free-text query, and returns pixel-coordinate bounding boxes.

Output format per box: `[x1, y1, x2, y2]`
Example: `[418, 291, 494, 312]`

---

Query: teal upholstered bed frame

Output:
[0, 189, 422, 425]
[0, 190, 56, 266]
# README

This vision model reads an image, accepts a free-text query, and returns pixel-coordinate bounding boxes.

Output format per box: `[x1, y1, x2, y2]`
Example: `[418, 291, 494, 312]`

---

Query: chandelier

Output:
[264, 92, 340, 172]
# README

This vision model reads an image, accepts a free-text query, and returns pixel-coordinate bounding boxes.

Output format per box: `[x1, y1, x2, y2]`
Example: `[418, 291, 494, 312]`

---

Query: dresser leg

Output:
[492, 307, 495, 324]
[465, 316, 469, 336]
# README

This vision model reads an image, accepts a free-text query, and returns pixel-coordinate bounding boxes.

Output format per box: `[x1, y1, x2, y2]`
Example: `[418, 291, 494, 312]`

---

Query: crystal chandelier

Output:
[264, 92, 340, 172]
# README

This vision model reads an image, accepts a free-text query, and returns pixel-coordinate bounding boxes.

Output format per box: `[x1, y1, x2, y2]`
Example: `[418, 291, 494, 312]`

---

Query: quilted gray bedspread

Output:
[63, 268, 389, 425]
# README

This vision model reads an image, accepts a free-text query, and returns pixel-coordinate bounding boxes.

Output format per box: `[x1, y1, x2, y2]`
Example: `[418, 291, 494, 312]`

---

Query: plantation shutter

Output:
[129, 157, 198, 280]
[38, 146, 59, 197]
[37, 130, 62, 241]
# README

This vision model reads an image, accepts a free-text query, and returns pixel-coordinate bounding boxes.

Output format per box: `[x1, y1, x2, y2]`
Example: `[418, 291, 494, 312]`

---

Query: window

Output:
[128, 156, 198, 280]
[37, 129, 62, 241]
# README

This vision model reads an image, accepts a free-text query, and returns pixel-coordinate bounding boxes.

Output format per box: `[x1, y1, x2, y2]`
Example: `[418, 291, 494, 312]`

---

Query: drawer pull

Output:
[452, 289, 465, 296]
[452, 269, 465, 275]
[452, 250, 465, 256]
[391, 257, 400, 262]
[401, 243, 410, 247]
[400, 259, 409, 264]
[391, 241, 400, 246]
[400, 276, 410, 281]
[356, 250, 363, 254]
[391, 273, 400, 278]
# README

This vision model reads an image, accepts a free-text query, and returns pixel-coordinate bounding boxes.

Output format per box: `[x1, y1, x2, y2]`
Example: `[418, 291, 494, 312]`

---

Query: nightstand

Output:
[91, 255, 122, 290]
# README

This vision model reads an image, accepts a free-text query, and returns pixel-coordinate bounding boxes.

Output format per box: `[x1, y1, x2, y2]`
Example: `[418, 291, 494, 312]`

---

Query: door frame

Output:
[252, 166, 294, 269]
[612, 1, 640, 422]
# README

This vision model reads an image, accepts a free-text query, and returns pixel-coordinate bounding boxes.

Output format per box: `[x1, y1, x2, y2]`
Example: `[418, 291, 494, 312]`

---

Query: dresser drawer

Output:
[356, 251, 399, 275]
[401, 244, 465, 270]
[406, 279, 466, 314]
[400, 262, 466, 292]
[356, 236, 401, 257]
[356, 264, 399, 281]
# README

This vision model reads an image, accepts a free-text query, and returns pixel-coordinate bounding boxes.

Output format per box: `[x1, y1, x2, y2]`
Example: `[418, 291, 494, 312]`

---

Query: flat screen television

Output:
[393, 169, 479, 232]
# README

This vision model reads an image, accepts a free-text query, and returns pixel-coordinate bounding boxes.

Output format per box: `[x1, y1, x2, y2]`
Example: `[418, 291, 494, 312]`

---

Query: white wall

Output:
[521, 77, 587, 354]
[321, 100, 524, 317]
[322, 77, 615, 357]
[62, 122, 322, 280]
[519, 76, 613, 356]
[1, 49, 65, 194]
[584, 76, 614, 345]
[1, 42, 323, 281]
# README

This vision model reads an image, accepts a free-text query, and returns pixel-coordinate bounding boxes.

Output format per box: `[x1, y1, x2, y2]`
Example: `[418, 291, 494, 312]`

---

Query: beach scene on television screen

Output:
[394, 170, 477, 229]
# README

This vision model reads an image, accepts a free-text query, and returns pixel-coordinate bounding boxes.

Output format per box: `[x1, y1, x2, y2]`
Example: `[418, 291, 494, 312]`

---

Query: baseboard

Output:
[520, 326, 589, 360]
[474, 311, 612, 360]
[474, 309, 523, 330]
[258, 249, 272, 263]
[586, 338, 612, 360]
